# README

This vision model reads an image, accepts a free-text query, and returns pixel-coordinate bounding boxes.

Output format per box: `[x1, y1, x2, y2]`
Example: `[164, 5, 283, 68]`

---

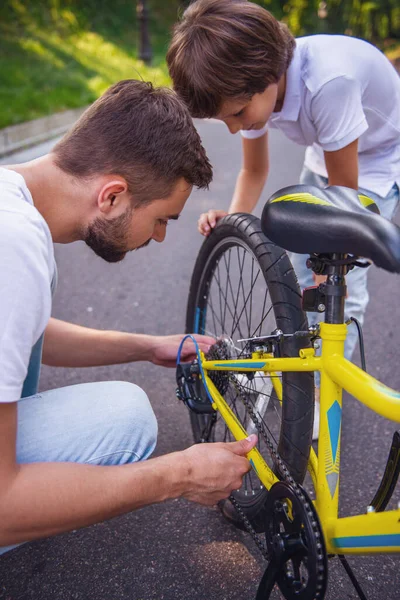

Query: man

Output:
[0, 79, 257, 554]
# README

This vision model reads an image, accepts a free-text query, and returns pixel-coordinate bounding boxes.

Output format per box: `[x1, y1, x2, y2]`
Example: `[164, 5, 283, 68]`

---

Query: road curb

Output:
[0, 54, 397, 160]
[0, 106, 88, 158]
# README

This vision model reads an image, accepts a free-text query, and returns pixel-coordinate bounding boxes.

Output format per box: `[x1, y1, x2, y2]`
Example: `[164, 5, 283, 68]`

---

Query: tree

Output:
[137, 0, 152, 64]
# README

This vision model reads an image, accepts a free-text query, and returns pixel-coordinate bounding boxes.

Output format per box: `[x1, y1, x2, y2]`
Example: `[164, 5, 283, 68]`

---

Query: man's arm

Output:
[42, 318, 214, 368]
[0, 402, 256, 546]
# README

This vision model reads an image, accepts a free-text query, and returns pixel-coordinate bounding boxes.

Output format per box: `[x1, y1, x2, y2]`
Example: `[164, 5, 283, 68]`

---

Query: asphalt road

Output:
[0, 121, 399, 600]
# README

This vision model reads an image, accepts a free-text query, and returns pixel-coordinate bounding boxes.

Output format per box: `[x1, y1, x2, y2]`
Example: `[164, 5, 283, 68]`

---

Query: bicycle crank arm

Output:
[255, 559, 282, 600]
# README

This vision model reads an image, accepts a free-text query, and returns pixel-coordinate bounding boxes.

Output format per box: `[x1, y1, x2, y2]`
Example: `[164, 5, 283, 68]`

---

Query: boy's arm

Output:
[324, 138, 359, 190]
[314, 139, 359, 285]
[229, 131, 269, 213]
[0, 402, 256, 546]
[198, 132, 269, 236]
[309, 74, 368, 193]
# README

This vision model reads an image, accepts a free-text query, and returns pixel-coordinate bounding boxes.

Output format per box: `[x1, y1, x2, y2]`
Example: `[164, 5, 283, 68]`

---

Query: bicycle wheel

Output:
[185, 214, 314, 531]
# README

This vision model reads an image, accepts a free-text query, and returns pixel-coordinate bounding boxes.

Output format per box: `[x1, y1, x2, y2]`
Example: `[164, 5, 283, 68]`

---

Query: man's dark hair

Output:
[53, 79, 212, 205]
[167, 0, 295, 118]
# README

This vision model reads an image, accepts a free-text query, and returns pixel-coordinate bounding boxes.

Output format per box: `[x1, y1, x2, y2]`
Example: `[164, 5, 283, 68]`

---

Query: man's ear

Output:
[97, 179, 129, 215]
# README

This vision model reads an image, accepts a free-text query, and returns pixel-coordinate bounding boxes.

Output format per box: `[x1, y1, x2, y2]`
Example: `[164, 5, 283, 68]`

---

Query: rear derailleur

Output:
[176, 338, 233, 414]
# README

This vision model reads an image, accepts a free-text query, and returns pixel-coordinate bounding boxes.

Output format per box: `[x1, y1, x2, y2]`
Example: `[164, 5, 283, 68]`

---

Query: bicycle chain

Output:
[229, 494, 269, 559]
[228, 374, 327, 598]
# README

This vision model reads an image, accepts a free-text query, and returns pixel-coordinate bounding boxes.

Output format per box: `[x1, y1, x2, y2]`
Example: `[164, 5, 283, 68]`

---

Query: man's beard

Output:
[84, 209, 150, 263]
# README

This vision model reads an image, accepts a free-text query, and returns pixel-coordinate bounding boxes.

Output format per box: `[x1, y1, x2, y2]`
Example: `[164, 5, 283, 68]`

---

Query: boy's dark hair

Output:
[53, 80, 212, 205]
[167, 0, 295, 118]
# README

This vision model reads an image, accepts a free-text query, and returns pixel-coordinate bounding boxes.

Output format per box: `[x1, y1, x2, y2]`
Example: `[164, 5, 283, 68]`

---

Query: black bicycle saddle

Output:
[261, 184, 400, 273]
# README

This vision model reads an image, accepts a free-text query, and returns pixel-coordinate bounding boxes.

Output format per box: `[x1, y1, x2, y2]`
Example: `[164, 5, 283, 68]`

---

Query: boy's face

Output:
[216, 84, 279, 135]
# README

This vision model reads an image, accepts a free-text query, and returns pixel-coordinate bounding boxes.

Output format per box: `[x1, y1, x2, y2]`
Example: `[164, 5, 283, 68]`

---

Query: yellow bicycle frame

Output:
[200, 321, 400, 555]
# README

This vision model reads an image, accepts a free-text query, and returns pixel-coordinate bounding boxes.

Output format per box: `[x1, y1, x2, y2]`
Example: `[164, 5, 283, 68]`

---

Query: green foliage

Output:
[0, 1, 398, 129]
[253, 0, 400, 39]
[0, 0, 181, 128]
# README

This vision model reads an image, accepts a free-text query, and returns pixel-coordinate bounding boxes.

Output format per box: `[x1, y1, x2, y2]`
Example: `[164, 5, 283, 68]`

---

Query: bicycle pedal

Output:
[176, 363, 214, 414]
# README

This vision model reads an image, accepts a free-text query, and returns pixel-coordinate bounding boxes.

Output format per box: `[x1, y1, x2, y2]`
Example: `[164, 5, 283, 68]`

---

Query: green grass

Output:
[1, 2, 398, 130]
[0, 2, 175, 129]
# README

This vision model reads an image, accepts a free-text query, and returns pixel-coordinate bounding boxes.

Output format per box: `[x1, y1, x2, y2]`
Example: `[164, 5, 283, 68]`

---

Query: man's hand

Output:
[150, 333, 215, 367]
[198, 209, 228, 236]
[180, 435, 258, 505]
[43, 319, 215, 369]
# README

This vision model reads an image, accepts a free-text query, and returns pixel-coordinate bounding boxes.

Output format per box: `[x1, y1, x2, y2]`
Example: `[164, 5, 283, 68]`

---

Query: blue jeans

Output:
[1, 364, 157, 556]
[289, 167, 400, 361]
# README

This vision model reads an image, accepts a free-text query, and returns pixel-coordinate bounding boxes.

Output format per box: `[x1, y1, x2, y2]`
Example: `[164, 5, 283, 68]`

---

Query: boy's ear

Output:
[97, 179, 129, 215]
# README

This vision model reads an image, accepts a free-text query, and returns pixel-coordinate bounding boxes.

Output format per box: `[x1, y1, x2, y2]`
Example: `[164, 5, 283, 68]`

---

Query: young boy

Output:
[167, 0, 400, 439]
[167, 0, 400, 363]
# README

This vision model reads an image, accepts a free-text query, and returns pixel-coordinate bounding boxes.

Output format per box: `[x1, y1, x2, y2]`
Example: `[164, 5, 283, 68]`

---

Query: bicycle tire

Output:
[185, 214, 314, 529]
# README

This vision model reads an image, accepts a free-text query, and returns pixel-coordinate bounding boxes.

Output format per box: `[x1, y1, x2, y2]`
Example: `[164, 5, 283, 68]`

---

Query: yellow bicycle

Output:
[176, 184, 400, 600]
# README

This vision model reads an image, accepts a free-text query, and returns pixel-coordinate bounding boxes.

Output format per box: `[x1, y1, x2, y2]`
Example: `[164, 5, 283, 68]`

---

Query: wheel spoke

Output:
[186, 217, 314, 531]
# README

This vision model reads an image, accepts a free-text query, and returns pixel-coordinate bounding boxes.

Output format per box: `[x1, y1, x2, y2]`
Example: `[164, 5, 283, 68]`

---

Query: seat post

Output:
[323, 253, 347, 325]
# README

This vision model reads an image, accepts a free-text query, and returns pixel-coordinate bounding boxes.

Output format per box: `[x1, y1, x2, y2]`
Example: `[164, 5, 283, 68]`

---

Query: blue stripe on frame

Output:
[249, 458, 258, 476]
[194, 307, 200, 334]
[334, 534, 400, 548]
[374, 383, 400, 399]
[327, 400, 342, 464]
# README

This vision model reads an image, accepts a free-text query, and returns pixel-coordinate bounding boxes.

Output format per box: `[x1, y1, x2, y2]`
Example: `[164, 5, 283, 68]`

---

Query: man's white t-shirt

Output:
[0, 168, 54, 402]
[242, 35, 400, 197]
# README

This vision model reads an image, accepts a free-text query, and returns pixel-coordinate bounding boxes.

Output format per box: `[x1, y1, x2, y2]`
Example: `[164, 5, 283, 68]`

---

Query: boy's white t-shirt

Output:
[0, 168, 54, 402]
[242, 35, 400, 197]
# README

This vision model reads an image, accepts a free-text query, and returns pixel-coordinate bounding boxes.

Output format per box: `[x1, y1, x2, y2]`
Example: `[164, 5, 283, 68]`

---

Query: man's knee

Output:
[94, 381, 158, 464]
[117, 381, 157, 438]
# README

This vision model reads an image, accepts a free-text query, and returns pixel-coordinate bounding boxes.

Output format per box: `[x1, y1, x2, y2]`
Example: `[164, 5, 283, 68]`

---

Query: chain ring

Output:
[201, 339, 327, 599]
[261, 481, 327, 600]
[225, 376, 327, 599]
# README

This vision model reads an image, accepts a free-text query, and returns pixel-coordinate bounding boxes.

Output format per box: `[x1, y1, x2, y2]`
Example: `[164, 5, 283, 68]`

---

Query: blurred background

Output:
[0, 0, 399, 130]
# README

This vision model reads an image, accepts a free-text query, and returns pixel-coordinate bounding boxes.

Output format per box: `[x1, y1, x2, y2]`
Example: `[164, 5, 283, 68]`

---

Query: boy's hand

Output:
[180, 435, 258, 505]
[198, 209, 228, 236]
